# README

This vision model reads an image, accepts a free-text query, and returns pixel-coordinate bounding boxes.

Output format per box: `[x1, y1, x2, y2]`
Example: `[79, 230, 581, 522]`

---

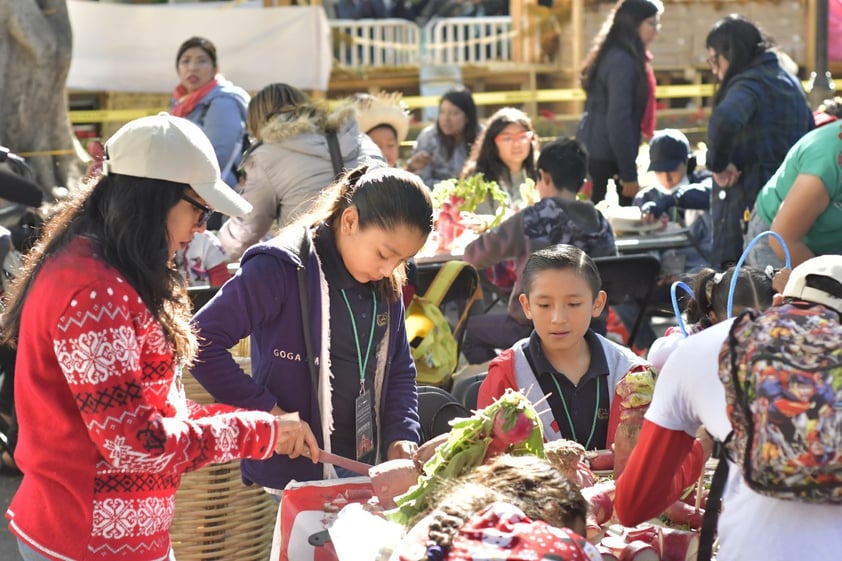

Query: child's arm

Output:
[476, 349, 518, 408]
[614, 419, 705, 527]
[463, 212, 525, 271]
[192, 253, 290, 412]
[381, 301, 422, 450]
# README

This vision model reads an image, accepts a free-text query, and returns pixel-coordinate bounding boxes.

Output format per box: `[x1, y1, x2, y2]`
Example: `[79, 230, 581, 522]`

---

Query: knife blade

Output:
[304, 447, 373, 476]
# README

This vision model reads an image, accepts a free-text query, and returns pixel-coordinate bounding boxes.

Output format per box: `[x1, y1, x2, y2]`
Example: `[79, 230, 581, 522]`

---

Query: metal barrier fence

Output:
[329, 15, 513, 68]
[423, 16, 513, 65]
[331, 18, 421, 67]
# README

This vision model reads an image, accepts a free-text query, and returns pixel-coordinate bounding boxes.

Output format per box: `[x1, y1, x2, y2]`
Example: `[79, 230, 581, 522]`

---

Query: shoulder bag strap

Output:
[296, 227, 319, 393]
[326, 131, 344, 178]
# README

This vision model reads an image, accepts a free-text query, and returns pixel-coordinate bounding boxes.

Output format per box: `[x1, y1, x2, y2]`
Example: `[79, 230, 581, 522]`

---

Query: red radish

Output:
[596, 545, 620, 561]
[601, 535, 627, 557]
[619, 540, 659, 561]
[680, 486, 709, 510]
[663, 499, 704, 530]
[367, 459, 420, 509]
[583, 487, 614, 525]
[486, 408, 534, 460]
[625, 525, 660, 557]
[492, 409, 533, 445]
[659, 527, 700, 561]
[581, 479, 616, 526]
[587, 448, 615, 471]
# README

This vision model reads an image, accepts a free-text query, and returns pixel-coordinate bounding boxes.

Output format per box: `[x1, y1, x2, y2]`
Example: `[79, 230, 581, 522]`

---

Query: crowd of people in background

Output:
[2, 2, 842, 560]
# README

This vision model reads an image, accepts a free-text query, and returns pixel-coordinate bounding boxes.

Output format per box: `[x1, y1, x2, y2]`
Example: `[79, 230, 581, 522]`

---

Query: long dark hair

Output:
[2, 175, 196, 361]
[580, 0, 662, 92]
[706, 15, 771, 107]
[436, 87, 481, 161]
[302, 165, 433, 302]
[461, 107, 538, 188]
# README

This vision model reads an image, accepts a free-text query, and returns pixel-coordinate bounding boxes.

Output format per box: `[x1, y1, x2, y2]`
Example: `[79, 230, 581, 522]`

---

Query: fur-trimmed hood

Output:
[259, 102, 359, 144]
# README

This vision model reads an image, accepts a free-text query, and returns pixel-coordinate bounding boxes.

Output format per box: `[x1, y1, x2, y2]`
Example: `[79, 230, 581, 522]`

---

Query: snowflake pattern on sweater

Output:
[8, 237, 277, 561]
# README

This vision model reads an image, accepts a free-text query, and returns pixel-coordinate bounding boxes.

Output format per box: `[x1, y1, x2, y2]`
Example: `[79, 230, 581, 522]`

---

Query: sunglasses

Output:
[181, 193, 213, 227]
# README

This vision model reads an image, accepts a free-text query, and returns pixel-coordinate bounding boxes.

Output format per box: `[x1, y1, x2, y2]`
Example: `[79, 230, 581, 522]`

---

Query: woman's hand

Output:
[386, 440, 418, 461]
[274, 411, 319, 462]
[406, 151, 432, 174]
[713, 163, 741, 188]
[620, 180, 640, 198]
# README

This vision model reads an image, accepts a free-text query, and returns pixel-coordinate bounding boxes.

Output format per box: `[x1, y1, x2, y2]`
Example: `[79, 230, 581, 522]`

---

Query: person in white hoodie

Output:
[218, 83, 384, 260]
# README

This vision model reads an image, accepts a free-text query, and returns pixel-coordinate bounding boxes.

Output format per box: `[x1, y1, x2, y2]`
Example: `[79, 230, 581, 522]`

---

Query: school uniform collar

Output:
[314, 222, 358, 290]
[525, 329, 609, 386]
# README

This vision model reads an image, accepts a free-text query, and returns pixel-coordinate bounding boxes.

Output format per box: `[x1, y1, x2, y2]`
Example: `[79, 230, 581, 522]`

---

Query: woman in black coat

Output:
[577, 0, 663, 205]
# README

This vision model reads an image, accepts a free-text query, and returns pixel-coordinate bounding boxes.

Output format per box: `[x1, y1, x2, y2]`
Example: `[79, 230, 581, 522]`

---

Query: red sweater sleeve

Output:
[207, 262, 233, 287]
[477, 349, 517, 408]
[53, 281, 277, 471]
[614, 419, 704, 526]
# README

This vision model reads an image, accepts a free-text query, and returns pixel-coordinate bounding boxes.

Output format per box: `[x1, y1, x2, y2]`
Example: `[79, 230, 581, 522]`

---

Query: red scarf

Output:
[171, 77, 218, 118]
[640, 52, 657, 140]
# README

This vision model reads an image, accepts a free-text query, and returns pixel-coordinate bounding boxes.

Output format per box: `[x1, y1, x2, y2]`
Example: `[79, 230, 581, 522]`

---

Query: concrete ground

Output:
[0, 471, 21, 559]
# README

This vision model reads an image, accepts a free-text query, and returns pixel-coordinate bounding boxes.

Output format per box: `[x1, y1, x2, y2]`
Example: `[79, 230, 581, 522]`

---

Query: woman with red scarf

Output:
[576, 0, 662, 206]
[170, 37, 249, 192]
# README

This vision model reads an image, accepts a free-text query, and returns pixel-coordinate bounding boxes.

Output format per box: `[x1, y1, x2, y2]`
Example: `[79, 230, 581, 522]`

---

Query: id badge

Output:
[355, 390, 374, 460]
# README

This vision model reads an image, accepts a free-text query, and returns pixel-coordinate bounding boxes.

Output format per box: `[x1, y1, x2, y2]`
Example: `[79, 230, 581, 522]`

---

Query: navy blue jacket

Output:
[191, 227, 420, 489]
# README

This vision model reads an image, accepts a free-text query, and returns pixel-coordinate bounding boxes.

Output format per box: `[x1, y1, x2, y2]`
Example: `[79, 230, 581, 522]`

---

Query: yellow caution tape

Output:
[66, 82, 722, 124]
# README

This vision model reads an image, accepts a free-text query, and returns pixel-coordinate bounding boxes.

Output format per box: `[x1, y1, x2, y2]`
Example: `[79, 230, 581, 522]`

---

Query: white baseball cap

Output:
[102, 114, 252, 217]
[782, 255, 842, 314]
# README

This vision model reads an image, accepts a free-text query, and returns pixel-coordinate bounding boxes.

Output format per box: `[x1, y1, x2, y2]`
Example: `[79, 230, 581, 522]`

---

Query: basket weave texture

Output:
[171, 342, 275, 561]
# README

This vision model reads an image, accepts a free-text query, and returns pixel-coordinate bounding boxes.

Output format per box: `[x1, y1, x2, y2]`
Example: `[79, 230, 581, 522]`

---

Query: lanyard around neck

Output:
[549, 374, 600, 450]
[340, 286, 377, 392]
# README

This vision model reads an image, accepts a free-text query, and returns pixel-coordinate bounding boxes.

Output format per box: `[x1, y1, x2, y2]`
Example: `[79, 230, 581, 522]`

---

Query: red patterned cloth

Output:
[396, 502, 603, 561]
[7, 237, 277, 561]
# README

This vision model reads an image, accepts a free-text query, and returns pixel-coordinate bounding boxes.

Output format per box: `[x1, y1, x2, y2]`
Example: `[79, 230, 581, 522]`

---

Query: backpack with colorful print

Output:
[700, 302, 842, 561]
[719, 303, 842, 503]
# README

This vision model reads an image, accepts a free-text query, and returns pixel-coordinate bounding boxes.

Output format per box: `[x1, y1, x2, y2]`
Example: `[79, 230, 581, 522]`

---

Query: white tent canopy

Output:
[67, 0, 332, 93]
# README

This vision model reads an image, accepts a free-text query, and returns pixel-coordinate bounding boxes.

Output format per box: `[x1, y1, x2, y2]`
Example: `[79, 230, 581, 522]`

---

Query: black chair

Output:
[450, 372, 487, 410]
[593, 254, 661, 347]
[188, 286, 220, 314]
[416, 385, 471, 443]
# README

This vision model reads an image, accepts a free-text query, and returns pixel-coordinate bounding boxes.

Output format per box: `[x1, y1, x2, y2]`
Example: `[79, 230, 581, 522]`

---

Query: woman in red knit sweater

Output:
[1, 115, 318, 561]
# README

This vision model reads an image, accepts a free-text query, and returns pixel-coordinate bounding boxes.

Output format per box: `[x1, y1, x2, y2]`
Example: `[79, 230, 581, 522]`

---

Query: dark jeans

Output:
[588, 157, 634, 206]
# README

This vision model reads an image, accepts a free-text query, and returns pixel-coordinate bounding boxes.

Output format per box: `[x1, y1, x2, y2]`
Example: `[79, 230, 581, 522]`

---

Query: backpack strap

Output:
[422, 260, 482, 337]
[698, 432, 733, 561]
[296, 227, 319, 393]
[326, 131, 344, 178]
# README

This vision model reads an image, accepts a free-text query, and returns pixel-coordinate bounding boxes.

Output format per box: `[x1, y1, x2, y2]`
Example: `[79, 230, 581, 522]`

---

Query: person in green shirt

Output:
[746, 120, 842, 269]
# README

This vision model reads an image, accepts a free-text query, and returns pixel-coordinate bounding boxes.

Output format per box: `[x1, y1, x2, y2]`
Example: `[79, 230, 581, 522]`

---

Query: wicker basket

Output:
[172, 343, 275, 561]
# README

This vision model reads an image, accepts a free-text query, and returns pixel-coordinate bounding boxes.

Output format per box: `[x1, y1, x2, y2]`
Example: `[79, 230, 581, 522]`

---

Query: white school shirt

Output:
[646, 319, 842, 561]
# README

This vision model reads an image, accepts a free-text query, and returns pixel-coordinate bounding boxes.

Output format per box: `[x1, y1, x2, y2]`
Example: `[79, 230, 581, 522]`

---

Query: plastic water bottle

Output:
[605, 178, 620, 208]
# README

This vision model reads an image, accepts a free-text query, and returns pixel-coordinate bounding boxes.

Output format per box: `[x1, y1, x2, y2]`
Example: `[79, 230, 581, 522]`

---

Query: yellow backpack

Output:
[405, 261, 481, 388]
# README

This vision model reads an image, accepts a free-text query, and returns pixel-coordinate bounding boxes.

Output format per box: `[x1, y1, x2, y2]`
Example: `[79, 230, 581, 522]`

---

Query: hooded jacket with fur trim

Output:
[218, 104, 385, 260]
